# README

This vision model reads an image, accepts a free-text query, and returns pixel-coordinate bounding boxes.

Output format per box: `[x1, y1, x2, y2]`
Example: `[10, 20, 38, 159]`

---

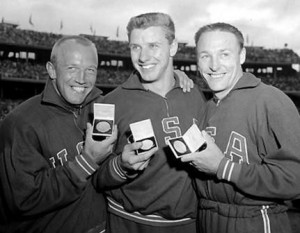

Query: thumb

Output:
[105, 125, 118, 144]
[128, 142, 143, 151]
[202, 130, 214, 142]
[138, 146, 158, 161]
[86, 122, 93, 139]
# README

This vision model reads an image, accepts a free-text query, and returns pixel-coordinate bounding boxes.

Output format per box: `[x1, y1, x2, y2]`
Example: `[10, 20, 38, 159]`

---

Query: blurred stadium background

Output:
[0, 20, 300, 232]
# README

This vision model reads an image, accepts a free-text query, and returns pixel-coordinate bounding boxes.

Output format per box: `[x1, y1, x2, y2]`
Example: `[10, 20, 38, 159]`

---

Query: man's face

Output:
[129, 26, 176, 84]
[50, 42, 98, 105]
[196, 30, 245, 100]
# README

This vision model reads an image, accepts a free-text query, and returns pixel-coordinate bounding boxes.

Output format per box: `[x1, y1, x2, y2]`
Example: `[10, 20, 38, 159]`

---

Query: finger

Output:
[112, 124, 118, 136]
[190, 79, 194, 88]
[138, 160, 150, 170]
[105, 125, 118, 144]
[125, 142, 143, 152]
[138, 147, 158, 162]
[86, 122, 93, 140]
[185, 78, 191, 92]
[202, 130, 214, 142]
[185, 77, 194, 93]
[108, 144, 114, 154]
[180, 153, 197, 162]
[181, 79, 187, 93]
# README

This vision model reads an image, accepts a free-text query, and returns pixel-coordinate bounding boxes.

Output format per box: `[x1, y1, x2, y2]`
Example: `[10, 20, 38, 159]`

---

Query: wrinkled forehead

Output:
[197, 31, 241, 51]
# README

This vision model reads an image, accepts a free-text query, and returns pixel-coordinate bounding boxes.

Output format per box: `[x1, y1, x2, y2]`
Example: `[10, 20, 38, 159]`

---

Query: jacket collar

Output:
[212, 72, 261, 103]
[233, 72, 261, 90]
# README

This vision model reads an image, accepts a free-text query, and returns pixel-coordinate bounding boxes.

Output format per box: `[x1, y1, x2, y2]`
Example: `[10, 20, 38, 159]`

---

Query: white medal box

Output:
[92, 103, 115, 137]
[129, 119, 158, 154]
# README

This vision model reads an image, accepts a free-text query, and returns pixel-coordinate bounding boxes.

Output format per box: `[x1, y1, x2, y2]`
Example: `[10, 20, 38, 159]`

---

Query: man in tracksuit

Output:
[0, 36, 117, 233]
[181, 22, 300, 233]
[93, 12, 206, 233]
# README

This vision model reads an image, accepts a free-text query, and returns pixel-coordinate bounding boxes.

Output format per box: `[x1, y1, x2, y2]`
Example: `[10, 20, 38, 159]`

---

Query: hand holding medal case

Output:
[167, 124, 206, 158]
[129, 119, 158, 155]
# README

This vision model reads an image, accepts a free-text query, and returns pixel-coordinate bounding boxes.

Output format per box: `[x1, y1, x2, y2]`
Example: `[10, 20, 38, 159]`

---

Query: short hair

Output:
[50, 35, 97, 65]
[126, 12, 175, 44]
[194, 22, 244, 50]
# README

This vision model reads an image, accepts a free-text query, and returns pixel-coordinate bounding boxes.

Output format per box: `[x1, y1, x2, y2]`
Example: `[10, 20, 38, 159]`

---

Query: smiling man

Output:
[46, 36, 99, 105]
[181, 22, 300, 233]
[92, 12, 206, 233]
[128, 24, 177, 95]
[0, 36, 117, 233]
[195, 25, 245, 101]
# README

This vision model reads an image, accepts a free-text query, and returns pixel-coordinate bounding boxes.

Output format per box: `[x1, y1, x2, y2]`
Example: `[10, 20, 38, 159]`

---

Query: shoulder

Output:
[253, 82, 298, 116]
[6, 95, 40, 119]
[258, 82, 294, 105]
[186, 84, 207, 103]
[103, 86, 124, 102]
[3, 95, 45, 130]
[0, 99, 37, 139]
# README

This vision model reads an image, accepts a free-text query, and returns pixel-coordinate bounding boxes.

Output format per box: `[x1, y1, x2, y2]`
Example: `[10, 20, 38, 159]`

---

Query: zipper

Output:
[146, 88, 171, 118]
[72, 105, 85, 136]
[163, 97, 170, 118]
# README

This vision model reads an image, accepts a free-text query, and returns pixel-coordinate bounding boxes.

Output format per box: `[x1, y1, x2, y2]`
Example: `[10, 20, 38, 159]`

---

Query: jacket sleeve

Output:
[216, 91, 300, 200]
[0, 117, 98, 218]
[92, 153, 139, 191]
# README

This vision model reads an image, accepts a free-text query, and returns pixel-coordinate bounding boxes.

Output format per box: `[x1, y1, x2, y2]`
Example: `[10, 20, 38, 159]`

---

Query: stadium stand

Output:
[1, 21, 300, 117]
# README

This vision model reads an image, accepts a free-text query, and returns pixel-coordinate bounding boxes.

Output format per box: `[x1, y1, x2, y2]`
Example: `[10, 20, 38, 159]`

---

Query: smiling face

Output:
[47, 40, 98, 105]
[196, 30, 246, 100]
[129, 26, 177, 86]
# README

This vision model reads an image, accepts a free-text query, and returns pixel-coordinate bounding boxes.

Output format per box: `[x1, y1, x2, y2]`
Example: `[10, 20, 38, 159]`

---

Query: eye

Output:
[67, 66, 78, 72]
[129, 44, 140, 51]
[149, 43, 159, 49]
[200, 54, 209, 60]
[86, 68, 97, 74]
[220, 52, 230, 58]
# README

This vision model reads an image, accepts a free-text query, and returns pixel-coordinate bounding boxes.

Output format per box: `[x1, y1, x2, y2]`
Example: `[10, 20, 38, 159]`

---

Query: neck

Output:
[142, 73, 175, 97]
[215, 72, 243, 100]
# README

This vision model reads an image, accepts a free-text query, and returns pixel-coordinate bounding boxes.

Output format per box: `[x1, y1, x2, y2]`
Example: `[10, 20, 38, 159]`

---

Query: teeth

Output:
[142, 64, 155, 69]
[72, 87, 85, 93]
[210, 74, 223, 78]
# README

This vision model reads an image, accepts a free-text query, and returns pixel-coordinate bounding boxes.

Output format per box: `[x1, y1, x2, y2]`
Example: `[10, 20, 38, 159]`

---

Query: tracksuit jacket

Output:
[93, 71, 206, 229]
[197, 73, 300, 233]
[0, 79, 106, 233]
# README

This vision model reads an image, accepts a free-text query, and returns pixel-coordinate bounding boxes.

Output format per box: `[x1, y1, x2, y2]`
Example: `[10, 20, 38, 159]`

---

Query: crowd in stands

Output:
[259, 74, 300, 91]
[245, 46, 300, 64]
[0, 23, 60, 48]
[97, 67, 131, 85]
[1, 22, 300, 64]
[1, 22, 300, 119]
[0, 59, 48, 80]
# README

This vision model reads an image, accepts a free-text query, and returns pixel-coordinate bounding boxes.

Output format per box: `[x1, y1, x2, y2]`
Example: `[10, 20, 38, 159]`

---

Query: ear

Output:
[46, 62, 56, 80]
[170, 39, 178, 57]
[239, 47, 246, 65]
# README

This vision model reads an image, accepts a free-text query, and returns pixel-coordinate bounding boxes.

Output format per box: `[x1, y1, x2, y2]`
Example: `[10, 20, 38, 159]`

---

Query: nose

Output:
[138, 48, 150, 63]
[210, 56, 220, 71]
[75, 69, 86, 84]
